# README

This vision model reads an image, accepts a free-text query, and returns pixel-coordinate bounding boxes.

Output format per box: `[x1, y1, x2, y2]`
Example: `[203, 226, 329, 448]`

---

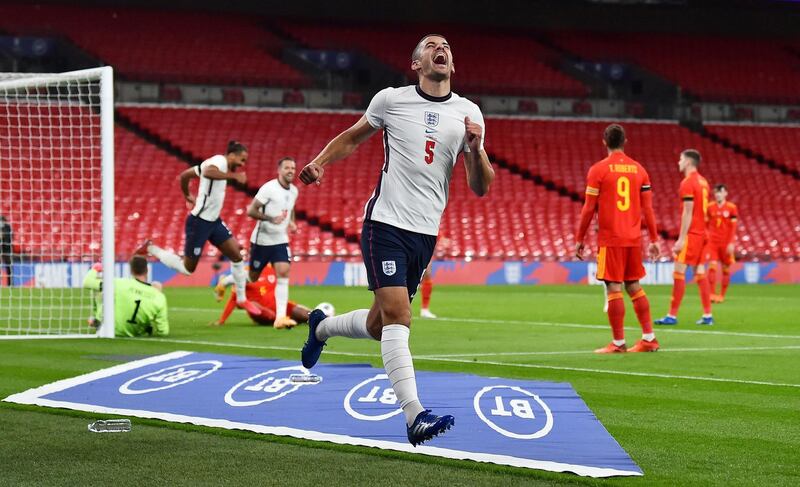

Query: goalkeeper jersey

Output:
[83, 270, 169, 337]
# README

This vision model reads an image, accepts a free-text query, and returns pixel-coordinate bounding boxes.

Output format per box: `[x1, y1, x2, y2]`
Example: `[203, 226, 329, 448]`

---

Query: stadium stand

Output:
[0, 4, 310, 87]
[279, 21, 590, 97]
[550, 32, 800, 104]
[487, 117, 800, 260]
[119, 106, 798, 260]
[118, 105, 584, 260]
[705, 124, 800, 175]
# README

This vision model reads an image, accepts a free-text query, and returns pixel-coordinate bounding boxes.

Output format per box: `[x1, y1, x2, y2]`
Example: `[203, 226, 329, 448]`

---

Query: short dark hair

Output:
[129, 255, 148, 276]
[714, 183, 727, 192]
[277, 157, 295, 168]
[412, 34, 447, 62]
[226, 140, 247, 155]
[603, 124, 626, 150]
[682, 149, 702, 166]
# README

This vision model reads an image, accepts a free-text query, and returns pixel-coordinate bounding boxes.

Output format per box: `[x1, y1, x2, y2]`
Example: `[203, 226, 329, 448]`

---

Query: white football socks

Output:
[230, 261, 247, 303]
[148, 244, 190, 276]
[381, 324, 425, 426]
[642, 332, 655, 341]
[275, 277, 289, 319]
[315, 309, 372, 341]
[219, 274, 235, 287]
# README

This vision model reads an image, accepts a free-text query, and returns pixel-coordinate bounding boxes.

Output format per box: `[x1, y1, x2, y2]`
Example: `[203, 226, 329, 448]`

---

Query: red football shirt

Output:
[678, 171, 710, 236]
[708, 201, 738, 244]
[585, 152, 652, 247]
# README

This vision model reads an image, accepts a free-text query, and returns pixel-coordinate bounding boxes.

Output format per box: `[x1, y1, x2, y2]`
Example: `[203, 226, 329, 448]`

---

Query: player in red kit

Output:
[655, 149, 714, 326]
[575, 124, 661, 353]
[705, 184, 738, 303]
[212, 265, 311, 328]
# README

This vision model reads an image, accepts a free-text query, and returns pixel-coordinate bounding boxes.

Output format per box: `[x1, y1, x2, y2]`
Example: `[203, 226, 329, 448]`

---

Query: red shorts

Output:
[250, 301, 297, 325]
[676, 233, 707, 266]
[704, 242, 735, 266]
[596, 246, 645, 282]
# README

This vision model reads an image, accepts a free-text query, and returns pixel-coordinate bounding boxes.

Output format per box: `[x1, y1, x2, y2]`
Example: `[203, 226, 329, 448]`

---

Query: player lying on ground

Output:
[211, 264, 313, 328]
[655, 149, 714, 326]
[705, 183, 738, 303]
[299, 34, 494, 446]
[138, 140, 260, 317]
[575, 124, 661, 353]
[83, 255, 169, 337]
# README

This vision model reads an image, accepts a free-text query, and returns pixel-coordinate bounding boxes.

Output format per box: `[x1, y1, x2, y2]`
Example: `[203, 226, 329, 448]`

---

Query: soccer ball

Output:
[316, 302, 335, 317]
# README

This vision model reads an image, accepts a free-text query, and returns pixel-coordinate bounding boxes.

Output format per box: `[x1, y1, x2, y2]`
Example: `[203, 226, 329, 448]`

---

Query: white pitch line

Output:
[130, 337, 800, 389]
[170, 307, 800, 340]
[415, 356, 800, 389]
[418, 345, 800, 358]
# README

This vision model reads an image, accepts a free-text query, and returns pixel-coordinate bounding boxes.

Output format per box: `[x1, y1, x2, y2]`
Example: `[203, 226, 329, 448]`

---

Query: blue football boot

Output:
[301, 309, 328, 369]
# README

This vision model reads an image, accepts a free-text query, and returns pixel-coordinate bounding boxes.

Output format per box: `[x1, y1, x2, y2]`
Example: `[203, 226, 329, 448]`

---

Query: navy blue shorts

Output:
[361, 220, 436, 301]
[184, 214, 233, 258]
[250, 242, 291, 272]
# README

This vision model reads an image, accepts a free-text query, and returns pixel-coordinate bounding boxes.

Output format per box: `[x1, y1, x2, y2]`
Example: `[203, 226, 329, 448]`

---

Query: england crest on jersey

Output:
[424, 111, 439, 127]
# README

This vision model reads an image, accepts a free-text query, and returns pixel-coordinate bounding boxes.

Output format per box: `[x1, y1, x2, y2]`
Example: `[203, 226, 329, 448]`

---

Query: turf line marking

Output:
[415, 357, 800, 388]
[169, 307, 800, 340]
[132, 338, 800, 389]
[418, 345, 800, 358]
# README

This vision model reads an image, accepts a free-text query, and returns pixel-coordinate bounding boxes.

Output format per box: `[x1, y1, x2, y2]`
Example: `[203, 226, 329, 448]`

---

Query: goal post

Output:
[0, 66, 115, 339]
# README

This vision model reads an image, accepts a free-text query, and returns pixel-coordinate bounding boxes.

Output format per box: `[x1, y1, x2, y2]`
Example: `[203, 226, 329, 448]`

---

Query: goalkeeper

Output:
[83, 255, 169, 337]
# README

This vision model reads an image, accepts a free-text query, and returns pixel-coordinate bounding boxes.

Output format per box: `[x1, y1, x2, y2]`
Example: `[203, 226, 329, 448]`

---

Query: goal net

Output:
[0, 67, 115, 339]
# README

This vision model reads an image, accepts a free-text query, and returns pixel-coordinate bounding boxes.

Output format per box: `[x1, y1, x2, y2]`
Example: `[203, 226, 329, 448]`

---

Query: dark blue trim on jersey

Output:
[365, 128, 389, 220]
[195, 179, 214, 218]
[415, 85, 452, 102]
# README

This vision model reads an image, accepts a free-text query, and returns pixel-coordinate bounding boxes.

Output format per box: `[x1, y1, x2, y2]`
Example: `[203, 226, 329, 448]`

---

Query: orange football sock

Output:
[707, 265, 717, 295]
[696, 273, 712, 314]
[607, 292, 625, 341]
[668, 271, 686, 316]
[421, 278, 433, 309]
[630, 289, 653, 335]
[721, 269, 731, 297]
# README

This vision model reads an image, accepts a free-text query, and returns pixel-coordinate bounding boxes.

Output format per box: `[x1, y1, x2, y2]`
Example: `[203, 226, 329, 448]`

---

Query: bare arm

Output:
[246, 197, 284, 224]
[463, 117, 494, 197]
[179, 168, 199, 204]
[299, 116, 379, 185]
[464, 149, 495, 197]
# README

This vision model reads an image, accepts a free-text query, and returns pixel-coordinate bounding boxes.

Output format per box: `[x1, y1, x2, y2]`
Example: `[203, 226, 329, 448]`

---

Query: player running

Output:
[298, 34, 494, 446]
[211, 265, 313, 327]
[655, 149, 714, 326]
[214, 157, 299, 328]
[83, 256, 169, 337]
[706, 184, 738, 303]
[575, 124, 661, 353]
[138, 141, 260, 317]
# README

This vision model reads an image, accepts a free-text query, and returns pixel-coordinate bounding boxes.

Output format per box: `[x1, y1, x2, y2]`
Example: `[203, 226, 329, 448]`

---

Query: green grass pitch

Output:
[1, 284, 799, 486]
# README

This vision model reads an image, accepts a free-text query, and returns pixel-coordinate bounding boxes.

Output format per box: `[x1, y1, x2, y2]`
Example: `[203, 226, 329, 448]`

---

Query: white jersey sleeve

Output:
[365, 87, 392, 129]
[250, 179, 299, 246]
[191, 155, 228, 222]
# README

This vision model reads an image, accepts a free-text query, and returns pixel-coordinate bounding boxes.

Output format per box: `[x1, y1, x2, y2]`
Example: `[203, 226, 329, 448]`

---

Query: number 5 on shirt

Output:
[424, 140, 436, 164]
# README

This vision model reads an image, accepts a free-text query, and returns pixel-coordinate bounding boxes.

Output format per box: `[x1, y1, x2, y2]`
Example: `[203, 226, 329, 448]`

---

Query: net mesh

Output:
[0, 71, 105, 336]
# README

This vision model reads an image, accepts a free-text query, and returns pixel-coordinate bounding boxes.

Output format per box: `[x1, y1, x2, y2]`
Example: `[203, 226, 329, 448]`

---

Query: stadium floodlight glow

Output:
[0, 67, 115, 339]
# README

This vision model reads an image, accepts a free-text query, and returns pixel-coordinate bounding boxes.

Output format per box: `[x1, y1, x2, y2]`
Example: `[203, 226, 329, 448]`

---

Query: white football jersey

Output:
[250, 179, 299, 246]
[363, 85, 485, 236]
[191, 155, 228, 222]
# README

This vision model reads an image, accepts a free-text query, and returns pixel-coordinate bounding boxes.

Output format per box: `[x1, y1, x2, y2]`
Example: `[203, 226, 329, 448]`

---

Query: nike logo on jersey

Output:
[425, 128, 436, 133]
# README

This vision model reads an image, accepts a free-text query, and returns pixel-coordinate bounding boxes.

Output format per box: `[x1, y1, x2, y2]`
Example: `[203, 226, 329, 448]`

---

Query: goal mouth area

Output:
[0, 66, 115, 339]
